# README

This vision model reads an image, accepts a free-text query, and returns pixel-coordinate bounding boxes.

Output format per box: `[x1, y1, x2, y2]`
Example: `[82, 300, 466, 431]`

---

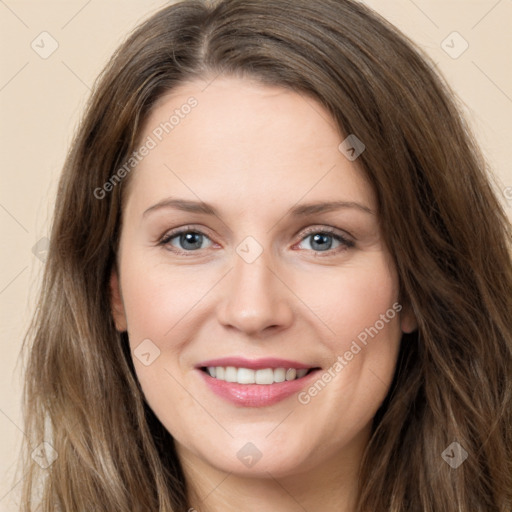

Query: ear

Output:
[400, 301, 418, 334]
[110, 266, 127, 332]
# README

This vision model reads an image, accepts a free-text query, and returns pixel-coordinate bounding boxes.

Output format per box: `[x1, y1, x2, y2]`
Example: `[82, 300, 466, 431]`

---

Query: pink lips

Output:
[195, 357, 320, 407]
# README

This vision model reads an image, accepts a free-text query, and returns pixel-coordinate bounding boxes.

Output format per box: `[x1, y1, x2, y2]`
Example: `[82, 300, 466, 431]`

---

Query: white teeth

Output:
[255, 368, 274, 385]
[273, 368, 286, 382]
[237, 368, 255, 384]
[285, 368, 296, 381]
[205, 366, 311, 384]
[225, 366, 237, 382]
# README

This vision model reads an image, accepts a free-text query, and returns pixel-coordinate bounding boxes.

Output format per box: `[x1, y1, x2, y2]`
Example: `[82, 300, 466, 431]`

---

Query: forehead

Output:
[125, 76, 375, 216]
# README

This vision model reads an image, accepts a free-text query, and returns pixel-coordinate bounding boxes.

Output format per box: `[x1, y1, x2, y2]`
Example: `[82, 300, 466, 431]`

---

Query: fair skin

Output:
[110, 76, 416, 512]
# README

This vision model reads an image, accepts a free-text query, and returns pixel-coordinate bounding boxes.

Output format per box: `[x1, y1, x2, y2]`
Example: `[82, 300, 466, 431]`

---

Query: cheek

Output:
[119, 260, 203, 435]
[337, 266, 399, 344]
[296, 254, 400, 350]
[120, 257, 211, 342]
[292, 255, 402, 416]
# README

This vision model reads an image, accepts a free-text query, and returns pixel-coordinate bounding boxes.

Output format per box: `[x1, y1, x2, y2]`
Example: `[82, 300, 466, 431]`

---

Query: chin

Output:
[199, 435, 317, 477]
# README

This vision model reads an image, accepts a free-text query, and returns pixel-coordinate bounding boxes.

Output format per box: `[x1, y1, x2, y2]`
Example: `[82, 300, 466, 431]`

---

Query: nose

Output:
[216, 249, 294, 336]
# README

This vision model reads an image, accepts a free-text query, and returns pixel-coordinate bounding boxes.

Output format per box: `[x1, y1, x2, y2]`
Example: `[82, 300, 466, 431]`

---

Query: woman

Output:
[20, 0, 512, 510]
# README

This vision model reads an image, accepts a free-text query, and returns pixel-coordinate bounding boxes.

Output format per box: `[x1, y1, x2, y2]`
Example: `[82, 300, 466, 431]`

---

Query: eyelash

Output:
[157, 225, 355, 257]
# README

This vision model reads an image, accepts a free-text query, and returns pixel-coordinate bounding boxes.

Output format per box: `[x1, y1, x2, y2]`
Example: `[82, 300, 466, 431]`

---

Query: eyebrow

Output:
[142, 197, 376, 218]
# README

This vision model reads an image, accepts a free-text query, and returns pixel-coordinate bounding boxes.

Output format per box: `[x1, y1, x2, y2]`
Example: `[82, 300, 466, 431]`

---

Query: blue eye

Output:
[297, 229, 354, 253]
[158, 226, 354, 256]
[160, 230, 212, 252]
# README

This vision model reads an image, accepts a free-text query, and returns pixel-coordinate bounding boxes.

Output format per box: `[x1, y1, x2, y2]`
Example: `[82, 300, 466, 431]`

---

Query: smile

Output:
[201, 366, 315, 384]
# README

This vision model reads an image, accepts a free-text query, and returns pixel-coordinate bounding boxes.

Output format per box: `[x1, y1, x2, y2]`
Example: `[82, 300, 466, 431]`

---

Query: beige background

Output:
[1, 0, 511, 509]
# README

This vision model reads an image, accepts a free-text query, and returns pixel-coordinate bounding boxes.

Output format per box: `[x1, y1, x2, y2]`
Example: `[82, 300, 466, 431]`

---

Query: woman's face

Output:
[111, 76, 416, 479]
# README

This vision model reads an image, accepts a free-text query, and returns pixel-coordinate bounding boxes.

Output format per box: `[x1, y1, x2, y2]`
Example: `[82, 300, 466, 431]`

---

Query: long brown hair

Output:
[19, 0, 512, 510]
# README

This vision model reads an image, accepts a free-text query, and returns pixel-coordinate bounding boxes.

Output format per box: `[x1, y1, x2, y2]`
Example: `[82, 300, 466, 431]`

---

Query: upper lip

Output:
[196, 357, 317, 370]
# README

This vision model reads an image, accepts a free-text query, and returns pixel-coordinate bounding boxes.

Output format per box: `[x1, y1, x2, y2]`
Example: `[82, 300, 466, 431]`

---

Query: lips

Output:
[195, 357, 321, 407]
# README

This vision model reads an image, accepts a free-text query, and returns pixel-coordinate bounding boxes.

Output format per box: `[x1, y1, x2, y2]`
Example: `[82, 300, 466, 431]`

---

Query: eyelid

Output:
[296, 225, 354, 243]
[158, 224, 212, 243]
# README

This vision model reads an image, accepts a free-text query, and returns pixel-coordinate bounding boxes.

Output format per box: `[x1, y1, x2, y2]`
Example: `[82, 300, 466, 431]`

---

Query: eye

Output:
[158, 225, 354, 256]
[159, 228, 213, 254]
[295, 227, 354, 254]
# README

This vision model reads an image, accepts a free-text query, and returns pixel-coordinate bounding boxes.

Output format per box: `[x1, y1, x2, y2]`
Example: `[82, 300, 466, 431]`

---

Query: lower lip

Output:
[197, 369, 320, 407]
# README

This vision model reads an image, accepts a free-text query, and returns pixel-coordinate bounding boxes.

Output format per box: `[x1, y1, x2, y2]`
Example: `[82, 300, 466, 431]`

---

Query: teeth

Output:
[255, 368, 273, 384]
[225, 366, 237, 382]
[205, 366, 311, 384]
[285, 368, 296, 381]
[238, 368, 255, 384]
[273, 368, 286, 382]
